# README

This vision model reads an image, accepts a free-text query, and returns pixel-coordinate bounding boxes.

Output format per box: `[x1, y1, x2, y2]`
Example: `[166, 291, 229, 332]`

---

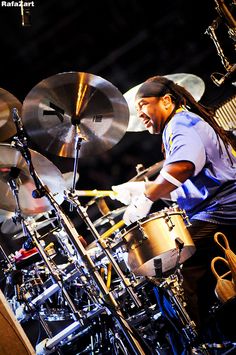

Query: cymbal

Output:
[62, 171, 80, 189]
[0, 211, 54, 235]
[129, 160, 164, 182]
[123, 83, 145, 132]
[22, 72, 129, 158]
[0, 88, 21, 141]
[12, 216, 58, 240]
[93, 206, 127, 227]
[164, 73, 205, 102]
[124, 73, 205, 132]
[0, 143, 66, 215]
[0, 209, 14, 224]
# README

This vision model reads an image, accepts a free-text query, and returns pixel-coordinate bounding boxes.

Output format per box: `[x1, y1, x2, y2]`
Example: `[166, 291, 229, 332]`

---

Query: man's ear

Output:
[162, 94, 172, 108]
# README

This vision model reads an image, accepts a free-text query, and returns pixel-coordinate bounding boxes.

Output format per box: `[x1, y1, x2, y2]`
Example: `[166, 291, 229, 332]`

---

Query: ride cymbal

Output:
[0, 143, 66, 215]
[0, 88, 21, 141]
[22, 72, 129, 158]
[124, 73, 205, 132]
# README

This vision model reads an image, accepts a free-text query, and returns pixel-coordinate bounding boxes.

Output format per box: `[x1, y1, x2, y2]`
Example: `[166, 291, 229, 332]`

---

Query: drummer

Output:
[112, 75, 236, 332]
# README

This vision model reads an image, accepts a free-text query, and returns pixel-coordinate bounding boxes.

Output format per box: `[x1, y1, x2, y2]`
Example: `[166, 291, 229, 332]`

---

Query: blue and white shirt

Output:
[162, 110, 236, 224]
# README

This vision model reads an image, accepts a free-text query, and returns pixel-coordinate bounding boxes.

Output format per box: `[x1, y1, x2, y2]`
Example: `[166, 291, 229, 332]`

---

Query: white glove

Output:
[123, 193, 153, 225]
[111, 181, 146, 205]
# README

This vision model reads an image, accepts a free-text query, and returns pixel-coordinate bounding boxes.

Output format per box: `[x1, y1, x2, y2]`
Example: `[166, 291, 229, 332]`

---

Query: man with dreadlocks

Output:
[112, 75, 236, 336]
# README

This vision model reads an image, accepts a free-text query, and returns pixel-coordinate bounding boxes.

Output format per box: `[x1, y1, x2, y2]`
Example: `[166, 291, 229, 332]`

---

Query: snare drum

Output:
[119, 206, 196, 277]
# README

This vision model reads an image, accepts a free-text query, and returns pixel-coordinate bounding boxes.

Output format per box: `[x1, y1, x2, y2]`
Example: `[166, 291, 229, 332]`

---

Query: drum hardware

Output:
[205, 0, 236, 86]
[64, 190, 142, 305]
[11, 217, 60, 240]
[150, 272, 210, 354]
[36, 306, 106, 355]
[15, 265, 85, 323]
[63, 190, 149, 354]
[163, 211, 175, 231]
[6, 134, 146, 354]
[4, 163, 86, 330]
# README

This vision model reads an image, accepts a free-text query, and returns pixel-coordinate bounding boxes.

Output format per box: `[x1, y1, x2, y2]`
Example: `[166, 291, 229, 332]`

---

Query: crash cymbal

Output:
[22, 72, 129, 158]
[0, 88, 21, 141]
[124, 73, 205, 132]
[129, 160, 164, 182]
[0, 143, 66, 215]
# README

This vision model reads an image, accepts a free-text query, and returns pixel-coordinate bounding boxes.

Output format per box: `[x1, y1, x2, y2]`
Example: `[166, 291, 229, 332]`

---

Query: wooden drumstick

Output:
[100, 220, 125, 240]
[75, 190, 116, 198]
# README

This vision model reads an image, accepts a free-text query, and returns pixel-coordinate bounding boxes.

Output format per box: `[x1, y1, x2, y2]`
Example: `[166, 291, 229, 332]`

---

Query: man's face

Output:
[135, 96, 168, 134]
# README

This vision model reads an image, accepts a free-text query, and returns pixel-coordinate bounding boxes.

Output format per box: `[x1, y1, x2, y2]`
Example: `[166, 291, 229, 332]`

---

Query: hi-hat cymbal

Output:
[11, 216, 58, 240]
[22, 72, 129, 158]
[0, 143, 66, 215]
[124, 73, 205, 132]
[129, 160, 164, 182]
[0, 88, 21, 141]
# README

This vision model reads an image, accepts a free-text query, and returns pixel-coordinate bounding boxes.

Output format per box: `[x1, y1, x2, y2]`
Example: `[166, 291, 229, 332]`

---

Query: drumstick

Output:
[100, 220, 125, 240]
[75, 190, 117, 198]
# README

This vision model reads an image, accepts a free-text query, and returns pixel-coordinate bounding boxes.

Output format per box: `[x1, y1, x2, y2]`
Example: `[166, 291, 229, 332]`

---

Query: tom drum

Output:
[119, 205, 196, 277]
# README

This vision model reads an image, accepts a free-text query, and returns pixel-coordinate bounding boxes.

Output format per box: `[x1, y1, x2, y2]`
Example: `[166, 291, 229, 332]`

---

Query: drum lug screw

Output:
[164, 213, 175, 231]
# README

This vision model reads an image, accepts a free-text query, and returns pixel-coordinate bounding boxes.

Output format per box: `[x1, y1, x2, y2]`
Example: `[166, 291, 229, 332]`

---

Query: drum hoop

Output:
[120, 207, 184, 236]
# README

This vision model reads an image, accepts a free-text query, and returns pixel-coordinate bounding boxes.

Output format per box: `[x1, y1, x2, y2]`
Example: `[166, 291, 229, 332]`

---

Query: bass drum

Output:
[119, 205, 196, 277]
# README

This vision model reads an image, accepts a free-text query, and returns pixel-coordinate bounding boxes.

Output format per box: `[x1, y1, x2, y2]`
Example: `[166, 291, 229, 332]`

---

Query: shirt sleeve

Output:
[163, 114, 206, 176]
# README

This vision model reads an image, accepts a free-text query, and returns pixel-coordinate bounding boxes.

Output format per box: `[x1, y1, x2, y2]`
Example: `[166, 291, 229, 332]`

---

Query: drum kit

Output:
[0, 71, 230, 355]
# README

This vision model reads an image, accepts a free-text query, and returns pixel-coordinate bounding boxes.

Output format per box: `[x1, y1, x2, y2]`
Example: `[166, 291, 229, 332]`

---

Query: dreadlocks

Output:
[136, 76, 236, 152]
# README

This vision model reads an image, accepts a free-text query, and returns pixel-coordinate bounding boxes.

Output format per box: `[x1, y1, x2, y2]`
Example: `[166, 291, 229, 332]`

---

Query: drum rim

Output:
[119, 207, 184, 235]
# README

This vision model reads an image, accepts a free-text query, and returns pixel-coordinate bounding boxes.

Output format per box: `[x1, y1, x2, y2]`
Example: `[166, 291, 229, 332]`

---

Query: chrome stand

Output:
[11, 116, 147, 355]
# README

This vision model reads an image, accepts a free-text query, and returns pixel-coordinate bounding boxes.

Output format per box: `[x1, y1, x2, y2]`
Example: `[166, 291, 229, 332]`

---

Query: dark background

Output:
[0, 0, 235, 195]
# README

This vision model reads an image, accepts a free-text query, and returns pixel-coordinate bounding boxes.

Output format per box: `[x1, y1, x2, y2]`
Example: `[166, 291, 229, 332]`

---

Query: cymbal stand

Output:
[56, 191, 147, 354]
[69, 125, 84, 212]
[64, 189, 142, 306]
[12, 116, 147, 355]
[6, 171, 84, 318]
[36, 191, 146, 354]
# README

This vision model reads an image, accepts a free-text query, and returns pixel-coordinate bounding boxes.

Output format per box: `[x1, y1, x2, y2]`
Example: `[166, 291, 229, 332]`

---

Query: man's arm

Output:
[145, 161, 195, 201]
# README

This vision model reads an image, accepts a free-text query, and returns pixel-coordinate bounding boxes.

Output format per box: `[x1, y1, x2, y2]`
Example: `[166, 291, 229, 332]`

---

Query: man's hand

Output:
[123, 193, 153, 225]
[111, 181, 146, 205]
